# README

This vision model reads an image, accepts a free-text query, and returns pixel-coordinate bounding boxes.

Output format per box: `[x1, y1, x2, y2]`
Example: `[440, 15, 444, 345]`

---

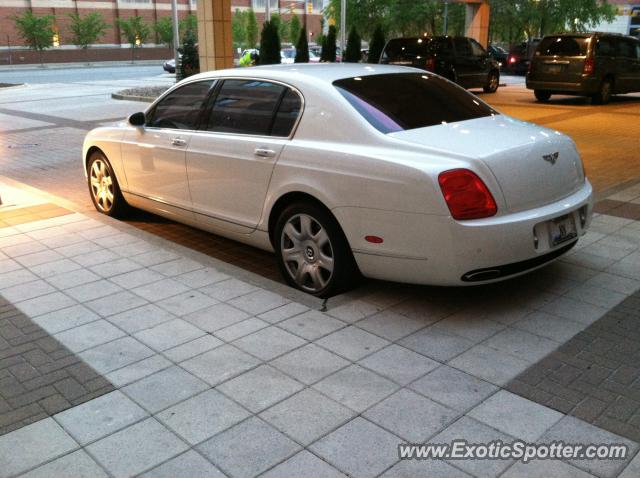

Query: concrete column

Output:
[197, 0, 233, 72]
[464, 0, 490, 47]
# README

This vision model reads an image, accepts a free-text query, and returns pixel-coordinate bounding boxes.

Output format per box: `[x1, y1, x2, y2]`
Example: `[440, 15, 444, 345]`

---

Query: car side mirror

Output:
[128, 112, 146, 127]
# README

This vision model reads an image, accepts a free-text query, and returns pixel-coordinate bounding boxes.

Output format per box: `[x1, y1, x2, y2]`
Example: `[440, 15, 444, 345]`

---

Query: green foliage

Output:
[367, 23, 385, 63]
[259, 20, 281, 65]
[232, 9, 246, 49]
[180, 29, 199, 78]
[68, 12, 108, 50]
[117, 16, 151, 62]
[154, 16, 174, 48]
[289, 14, 301, 49]
[321, 25, 337, 62]
[295, 27, 309, 63]
[270, 13, 289, 43]
[13, 11, 55, 54]
[246, 9, 259, 49]
[179, 13, 198, 39]
[345, 26, 361, 62]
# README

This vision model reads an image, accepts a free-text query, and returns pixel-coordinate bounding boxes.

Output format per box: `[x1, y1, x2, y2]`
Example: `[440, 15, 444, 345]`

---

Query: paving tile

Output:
[15, 249, 64, 268]
[565, 285, 627, 309]
[258, 302, 310, 324]
[45, 269, 101, 290]
[0, 417, 78, 478]
[233, 326, 306, 361]
[539, 415, 638, 478]
[310, 417, 399, 478]
[271, 343, 350, 385]
[54, 319, 125, 353]
[183, 303, 250, 333]
[434, 311, 506, 343]
[109, 268, 165, 290]
[313, 365, 399, 413]
[398, 325, 476, 362]
[541, 296, 608, 326]
[448, 344, 532, 386]
[227, 289, 290, 315]
[131, 249, 180, 267]
[619, 450, 640, 478]
[381, 459, 471, 478]
[358, 344, 439, 386]
[409, 365, 498, 412]
[105, 354, 173, 388]
[180, 345, 261, 386]
[484, 328, 561, 363]
[316, 326, 390, 361]
[1, 279, 56, 303]
[131, 278, 192, 302]
[85, 291, 148, 317]
[199, 278, 259, 301]
[14, 291, 77, 318]
[65, 279, 123, 303]
[197, 417, 301, 478]
[32, 304, 100, 335]
[151, 258, 203, 277]
[0, 268, 38, 290]
[468, 390, 563, 441]
[157, 290, 219, 316]
[217, 364, 303, 413]
[111, 241, 157, 257]
[73, 249, 120, 267]
[134, 319, 205, 352]
[87, 418, 188, 478]
[89, 257, 143, 278]
[214, 317, 269, 342]
[514, 311, 585, 343]
[19, 450, 108, 478]
[78, 336, 155, 375]
[163, 335, 223, 363]
[277, 310, 346, 341]
[326, 300, 381, 323]
[502, 460, 596, 478]
[585, 272, 640, 295]
[174, 267, 230, 288]
[355, 310, 429, 341]
[157, 389, 250, 445]
[261, 450, 347, 477]
[122, 366, 209, 413]
[106, 304, 177, 334]
[54, 390, 148, 445]
[140, 450, 225, 478]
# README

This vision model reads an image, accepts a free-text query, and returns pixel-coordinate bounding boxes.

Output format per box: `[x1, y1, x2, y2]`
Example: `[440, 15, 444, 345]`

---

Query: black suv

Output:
[526, 33, 640, 104]
[380, 36, 501, 93]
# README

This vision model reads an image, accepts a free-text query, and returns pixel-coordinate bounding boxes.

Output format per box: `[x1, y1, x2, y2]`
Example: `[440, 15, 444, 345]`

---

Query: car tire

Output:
[534, 90, 552, 102]
[592, 78, 613, 105]
[87, 151, 129, 218]
[274, 202, 359, 298]
[483, 71, 499, 93]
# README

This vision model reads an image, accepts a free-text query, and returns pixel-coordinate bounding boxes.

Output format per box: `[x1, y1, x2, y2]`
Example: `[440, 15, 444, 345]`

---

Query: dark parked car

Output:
[526, 33, 640, 104]
[505, 39, 540, 74]
[380, 36, 500, 92]
[488, 44, 508, 66]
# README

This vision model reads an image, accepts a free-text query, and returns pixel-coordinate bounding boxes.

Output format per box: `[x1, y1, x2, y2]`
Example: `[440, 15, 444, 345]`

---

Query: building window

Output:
[251, 0, 279, 12]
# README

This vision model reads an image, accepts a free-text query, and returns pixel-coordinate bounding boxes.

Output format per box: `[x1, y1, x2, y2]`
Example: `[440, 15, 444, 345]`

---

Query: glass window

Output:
[617, 39, 637, 58]
[334, 73, 496, 134]
[382, 38, 430, 62]
[454, 38, 473, 56]
[538, 36, 588, 56]
[207, 79, 285, 136]
[433, 37, 453, 55]
[271, 89, 302, 137]
[595, 37, 616, 57]
[147, 80, 214, 130]
[469, 39, 486, 57]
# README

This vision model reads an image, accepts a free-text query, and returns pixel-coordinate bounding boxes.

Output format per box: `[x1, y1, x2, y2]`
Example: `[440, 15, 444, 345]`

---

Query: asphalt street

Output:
[0, 63, 170, 85]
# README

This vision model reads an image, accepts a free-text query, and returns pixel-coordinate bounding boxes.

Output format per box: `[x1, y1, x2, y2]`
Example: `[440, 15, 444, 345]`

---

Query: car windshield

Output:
[281, 49, 295, 59]
[537, 36, 589, 56]
[334, 73, 497, 134]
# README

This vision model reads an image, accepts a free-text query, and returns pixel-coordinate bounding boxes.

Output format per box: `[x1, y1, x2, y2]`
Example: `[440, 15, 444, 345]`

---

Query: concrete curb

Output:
[111, 93, 156, 103]
[0, 83, 27, 90]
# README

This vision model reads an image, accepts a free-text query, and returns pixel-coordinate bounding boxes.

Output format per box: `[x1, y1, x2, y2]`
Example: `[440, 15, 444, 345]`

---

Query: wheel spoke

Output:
[282, 247, 303, 265]
[91, 162, 101, 179]
[318, 253, 334, 272]
[284, 222, 303, 243]
[313, 227, 329, 248]
[294, 262, 308, 284]
[309, 266, 326, 290]
[299, 214, 313, 239]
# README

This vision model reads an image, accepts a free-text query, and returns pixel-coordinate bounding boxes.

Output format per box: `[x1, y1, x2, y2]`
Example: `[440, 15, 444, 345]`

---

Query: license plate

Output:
[549, 214, 577, 246]
[546, 64, 563, 74]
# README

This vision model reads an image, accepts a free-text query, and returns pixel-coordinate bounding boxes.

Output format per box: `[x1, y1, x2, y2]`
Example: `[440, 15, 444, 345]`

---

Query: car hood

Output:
[389, 115, 585, 213]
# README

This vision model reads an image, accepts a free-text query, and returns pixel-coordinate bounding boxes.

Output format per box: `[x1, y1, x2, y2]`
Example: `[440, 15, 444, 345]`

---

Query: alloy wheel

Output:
[89, 159, 115, 213]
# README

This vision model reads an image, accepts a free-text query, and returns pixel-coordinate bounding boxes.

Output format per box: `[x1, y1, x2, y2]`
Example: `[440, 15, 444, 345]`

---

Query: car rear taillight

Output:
[583, 57, 594, 75]
[425, 57, 436, 71]
[438, 169, 498, 220]
[509, 56, 517, 64]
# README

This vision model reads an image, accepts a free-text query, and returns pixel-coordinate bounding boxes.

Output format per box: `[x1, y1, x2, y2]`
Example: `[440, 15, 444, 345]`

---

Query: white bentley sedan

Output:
[83, 64, 593, 297]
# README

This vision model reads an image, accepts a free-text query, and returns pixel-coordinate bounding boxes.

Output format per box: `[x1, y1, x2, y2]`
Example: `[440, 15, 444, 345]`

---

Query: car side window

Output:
[147, 80, 214, 130]
[617, 39, 635, 58]
[469, 39, 486, 57]
[206, 79, 286, 136]
[596, 38, 615, 57]
[454, 38, 473, 57]
[271, 89, 302, 137]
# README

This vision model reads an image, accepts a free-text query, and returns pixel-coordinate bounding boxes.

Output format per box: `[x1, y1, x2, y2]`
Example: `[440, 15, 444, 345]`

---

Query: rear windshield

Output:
[537, 36, 588, 56]
[333, 73, 497, 134]
[382, 38, 451, 62]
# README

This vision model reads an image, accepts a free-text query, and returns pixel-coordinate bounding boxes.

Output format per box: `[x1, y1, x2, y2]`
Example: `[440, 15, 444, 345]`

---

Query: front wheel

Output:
[483, 71, 499, 93]
[534, 90, 552, 102]
[87, 152, 128, 217]
[275, 202, 358, 297]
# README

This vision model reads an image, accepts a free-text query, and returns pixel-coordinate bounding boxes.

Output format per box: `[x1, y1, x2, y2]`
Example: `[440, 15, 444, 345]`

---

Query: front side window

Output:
[469, 39, 486, 57]
[334, 73, 496, 134]
[147, 80, 214, 129]
[454, 38, 473, 56]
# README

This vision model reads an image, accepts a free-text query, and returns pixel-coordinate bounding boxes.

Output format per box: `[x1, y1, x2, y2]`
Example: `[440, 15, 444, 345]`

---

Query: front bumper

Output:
[346, 180, 594, 286]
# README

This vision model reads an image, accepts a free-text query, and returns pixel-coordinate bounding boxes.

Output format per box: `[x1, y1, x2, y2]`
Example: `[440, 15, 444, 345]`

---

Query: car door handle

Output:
[171, 137, 187, 147]
[254, 147, 276, 158]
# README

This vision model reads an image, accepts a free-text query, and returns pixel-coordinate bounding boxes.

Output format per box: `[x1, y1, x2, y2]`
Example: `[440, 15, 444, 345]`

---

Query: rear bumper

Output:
[526, 77, 600, 94]
[348, 180, 594, 286]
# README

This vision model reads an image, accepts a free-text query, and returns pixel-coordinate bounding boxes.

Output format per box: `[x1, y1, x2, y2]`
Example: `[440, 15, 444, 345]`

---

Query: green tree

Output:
[117, 16, 151, 63]
[367, 24, 385, 64]
[232, 9, 247, 49]
[246, 8, 259, 49]
[154, 16, 174, 48]
[327, 0, 388, 39]
[321, 25, 337, 62]
[67, 12, 108, 62]
[345, 26, 361, 62]
[179, 13, 198, 40]
[289, 14, 301, 49]
[295, 27, 309, 63]
[270, 13, 289, 43]
[13, 11, 55, 65]
[180, 29, 199, 78]
[259, 20, 281, 65]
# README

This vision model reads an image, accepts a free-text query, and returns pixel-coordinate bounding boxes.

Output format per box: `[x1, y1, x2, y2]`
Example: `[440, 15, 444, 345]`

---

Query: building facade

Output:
[593, 0, 640, 37]
[0, 0, 323, 64]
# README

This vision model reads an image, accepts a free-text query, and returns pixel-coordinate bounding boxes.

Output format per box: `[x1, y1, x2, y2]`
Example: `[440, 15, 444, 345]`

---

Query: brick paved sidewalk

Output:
[1, 178, 640, 477]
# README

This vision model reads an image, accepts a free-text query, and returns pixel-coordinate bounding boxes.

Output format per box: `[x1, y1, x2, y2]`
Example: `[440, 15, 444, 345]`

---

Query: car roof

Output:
[186, 63, 419, 85]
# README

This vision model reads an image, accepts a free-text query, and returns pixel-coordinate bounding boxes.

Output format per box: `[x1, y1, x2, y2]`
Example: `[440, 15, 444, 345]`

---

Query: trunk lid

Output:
[388, 115, 585, 213]
[530, 35, 590, 82]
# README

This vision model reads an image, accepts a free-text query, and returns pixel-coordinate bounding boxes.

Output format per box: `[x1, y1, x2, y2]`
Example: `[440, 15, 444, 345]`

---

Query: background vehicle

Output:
[526, 33, 640, 104]
[380, 36, 500, 92]
[488, 44, 508, 67]
[163, 57, 178, 73]
[505, 39, 540, 74]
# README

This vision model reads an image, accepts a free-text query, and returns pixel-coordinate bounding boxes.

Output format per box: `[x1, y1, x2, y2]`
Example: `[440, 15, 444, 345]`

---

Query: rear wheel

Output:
[483, 71, 499, 93]
[592, 78, 613, 105]
[534, 90, 552, 102]
[87, 151, 128, 217]
[275, 202, 358, 297]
